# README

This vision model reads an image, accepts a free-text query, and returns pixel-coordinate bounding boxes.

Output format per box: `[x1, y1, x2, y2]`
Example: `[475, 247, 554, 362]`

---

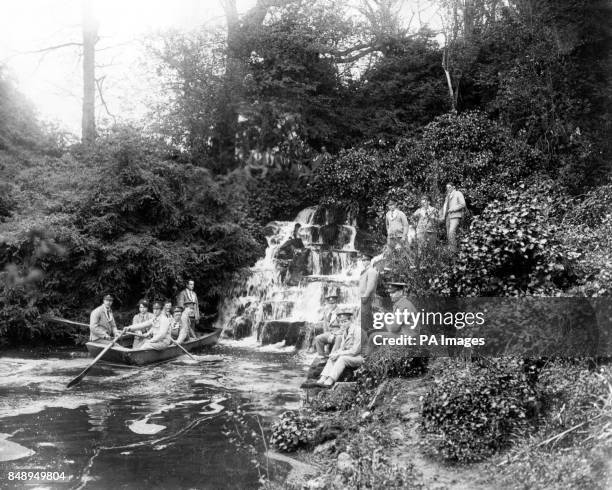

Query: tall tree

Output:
[81, 0, 98, 144]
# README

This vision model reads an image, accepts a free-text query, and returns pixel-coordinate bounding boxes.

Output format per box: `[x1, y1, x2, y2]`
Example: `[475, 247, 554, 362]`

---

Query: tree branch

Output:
[95, 76, 116, 124]
[22, 42, 83, 54]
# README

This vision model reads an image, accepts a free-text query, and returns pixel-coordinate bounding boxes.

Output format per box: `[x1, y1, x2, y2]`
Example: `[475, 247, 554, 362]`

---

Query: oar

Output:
[67, 331, 126, 388]
[170, 338, 196, 361]
[43, 316, 89, 329]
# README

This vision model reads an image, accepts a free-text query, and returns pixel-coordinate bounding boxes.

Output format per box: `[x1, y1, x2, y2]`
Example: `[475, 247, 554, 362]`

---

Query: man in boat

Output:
[89, 294, 120, 343]
[170, 306, 183, 339]
[124, 301, 172, 350]
[315, 306, 363, 388]
[177, 300, 197, 344]
[163, 300, 173, 320]
[313, 292, 341, 359]
[131, 299, 155, 349]
[177, 279, 200, 326]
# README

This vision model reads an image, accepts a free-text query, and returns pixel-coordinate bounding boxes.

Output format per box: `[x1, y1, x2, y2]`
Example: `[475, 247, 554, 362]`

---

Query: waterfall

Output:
[217, 205, 364, 348]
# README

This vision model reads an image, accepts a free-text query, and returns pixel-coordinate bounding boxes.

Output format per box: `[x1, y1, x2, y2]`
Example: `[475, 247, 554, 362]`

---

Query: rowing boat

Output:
[85, 328, 222, 366]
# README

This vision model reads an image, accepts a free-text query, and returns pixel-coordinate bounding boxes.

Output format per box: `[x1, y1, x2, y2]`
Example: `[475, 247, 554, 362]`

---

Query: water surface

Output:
[0, 341, 310, 489]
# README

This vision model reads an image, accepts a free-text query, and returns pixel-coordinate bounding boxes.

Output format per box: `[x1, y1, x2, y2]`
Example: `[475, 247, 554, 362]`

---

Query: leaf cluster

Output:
[421, 358, 536, 462]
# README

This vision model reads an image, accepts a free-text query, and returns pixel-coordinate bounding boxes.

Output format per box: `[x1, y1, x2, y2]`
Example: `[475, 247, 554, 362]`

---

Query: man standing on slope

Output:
[385, 200, 409, 250]
[440, 182, 466, 251]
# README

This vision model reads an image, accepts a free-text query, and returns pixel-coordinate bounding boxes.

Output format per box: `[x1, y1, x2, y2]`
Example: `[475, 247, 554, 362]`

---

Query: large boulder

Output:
[260, 320, 306, 346]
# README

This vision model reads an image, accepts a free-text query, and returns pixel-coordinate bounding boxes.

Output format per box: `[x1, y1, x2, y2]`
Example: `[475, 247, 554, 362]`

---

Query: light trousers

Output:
[321, 355, 364, 381]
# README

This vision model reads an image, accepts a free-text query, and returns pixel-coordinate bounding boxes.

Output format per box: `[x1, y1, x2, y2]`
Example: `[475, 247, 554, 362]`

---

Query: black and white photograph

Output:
[1, 0, 611, 488]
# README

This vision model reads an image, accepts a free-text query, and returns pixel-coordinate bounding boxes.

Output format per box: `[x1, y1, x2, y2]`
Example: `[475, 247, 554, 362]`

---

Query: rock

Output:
[313, 439, 336, 455]
[389, 426, 404, 441]
[337, 452, 354, 474]
[305, 476, 328, 489]
[260, 320, 306, 346]
[233, 316, 252, 340]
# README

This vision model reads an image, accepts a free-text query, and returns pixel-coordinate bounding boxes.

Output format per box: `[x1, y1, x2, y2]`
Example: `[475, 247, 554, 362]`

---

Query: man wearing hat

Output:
[314, 292, 341, 358]
[177, 279, 200, 325]
[89, 294, 120, 342]
[177, 300, 197, 343]
[170, 306, 184, 339]
[125, 301, 172, 350]
[316, 306, 363, 388]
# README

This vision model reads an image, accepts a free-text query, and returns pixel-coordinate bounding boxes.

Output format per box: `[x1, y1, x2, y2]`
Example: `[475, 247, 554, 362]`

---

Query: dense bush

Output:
[0, 127, 263, 345]
[421, 358, 537, 462]
[394, 111, 545, 213]
[269, 410, 317, 452]
[431, 179, 578, 296]
[308, 144, 409, 227]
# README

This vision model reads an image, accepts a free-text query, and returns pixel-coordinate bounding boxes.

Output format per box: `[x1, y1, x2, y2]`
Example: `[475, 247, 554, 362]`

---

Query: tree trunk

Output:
[82, 0, 97, 144]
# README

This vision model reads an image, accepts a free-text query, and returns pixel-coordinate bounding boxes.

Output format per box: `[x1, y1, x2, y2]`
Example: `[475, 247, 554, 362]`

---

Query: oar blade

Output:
[66, 372, 87, 388]
[66, 336, 121, 388]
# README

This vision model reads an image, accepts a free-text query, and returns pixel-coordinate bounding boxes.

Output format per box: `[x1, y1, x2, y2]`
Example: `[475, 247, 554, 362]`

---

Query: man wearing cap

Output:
[170, 306, 184, 339]
[366, 282, 419, 355]
[89, 294, 120, 343]
[314, 293, 341, 358]
[131, 299, 155, 349]
[177, 279, 200, 325]
[316, 306, 363, 387]
[359, 251, 379, 334]
[124, 301, 171, 350]
[177, 301, 197, 344]
[385, 200, 409, 250]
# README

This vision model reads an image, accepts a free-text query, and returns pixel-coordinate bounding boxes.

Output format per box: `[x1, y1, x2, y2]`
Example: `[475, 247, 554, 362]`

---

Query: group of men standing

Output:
[88, 279, 201, 350]
[385, 182, 466, 251]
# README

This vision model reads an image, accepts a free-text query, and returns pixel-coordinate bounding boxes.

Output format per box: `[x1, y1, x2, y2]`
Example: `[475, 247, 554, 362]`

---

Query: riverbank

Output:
[266, 358, 612, 490]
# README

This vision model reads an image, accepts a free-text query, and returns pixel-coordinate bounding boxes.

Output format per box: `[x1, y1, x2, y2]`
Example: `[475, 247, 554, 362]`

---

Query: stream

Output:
[0, 340, 311, 489]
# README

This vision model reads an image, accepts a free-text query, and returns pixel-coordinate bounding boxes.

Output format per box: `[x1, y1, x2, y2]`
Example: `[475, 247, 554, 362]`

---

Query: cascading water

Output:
[217, 205, 364, 348]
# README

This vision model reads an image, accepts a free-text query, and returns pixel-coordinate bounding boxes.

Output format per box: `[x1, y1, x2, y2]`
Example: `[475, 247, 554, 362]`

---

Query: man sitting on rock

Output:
[314, 292, 341, 360]
[315, 306, 363, 388]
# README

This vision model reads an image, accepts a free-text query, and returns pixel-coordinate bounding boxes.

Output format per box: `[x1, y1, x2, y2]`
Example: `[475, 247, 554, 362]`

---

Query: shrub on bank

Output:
[432, 179, 578, 297]
[269, 410, 317, 452]
[355, 346, 429, 408]
[421, 358, 536, 462]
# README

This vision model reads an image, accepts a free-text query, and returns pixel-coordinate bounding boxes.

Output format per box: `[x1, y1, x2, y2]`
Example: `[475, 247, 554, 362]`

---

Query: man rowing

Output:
[89, 294, 120, 343]
[124, 300, 172, 350]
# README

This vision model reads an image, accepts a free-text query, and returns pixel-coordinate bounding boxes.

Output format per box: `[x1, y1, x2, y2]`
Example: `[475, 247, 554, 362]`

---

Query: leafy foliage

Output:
[269, 410, 317, 452]
[421, 358, 537, 462]
[432, 179, 578, 296]
[0, 126, 262, 345]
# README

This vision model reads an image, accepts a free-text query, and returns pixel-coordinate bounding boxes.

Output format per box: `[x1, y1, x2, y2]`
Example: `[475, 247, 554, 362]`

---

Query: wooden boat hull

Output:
[85, 329, 222, 366]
